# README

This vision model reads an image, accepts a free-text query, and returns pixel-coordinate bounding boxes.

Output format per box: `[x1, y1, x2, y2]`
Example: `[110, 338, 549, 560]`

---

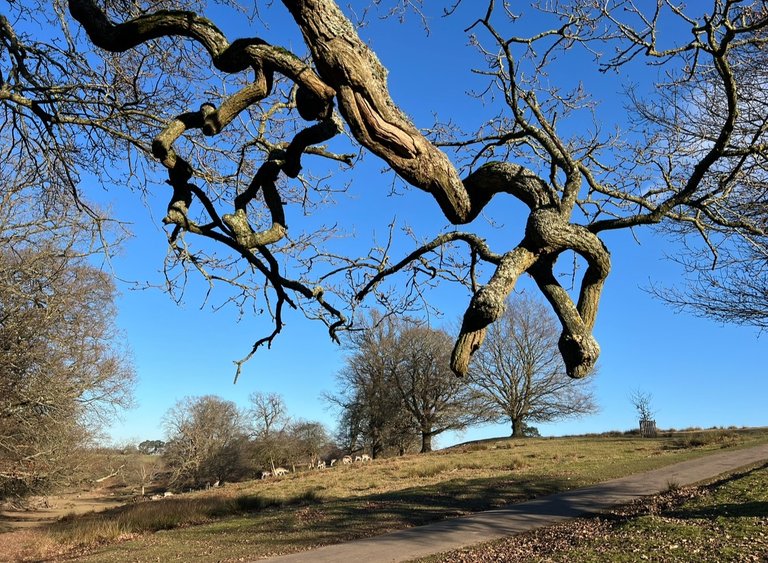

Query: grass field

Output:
[2, 428, 767, 562]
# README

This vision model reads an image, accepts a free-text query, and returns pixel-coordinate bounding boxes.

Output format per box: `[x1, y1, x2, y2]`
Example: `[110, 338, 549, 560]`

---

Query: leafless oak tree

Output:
[4, 1, 766, 388]
[469, 294, 597, 437]
[329, 314, 417, 457]
[162, 395, 248, 486]
[331, 313, 486, 454]
[0, 209, 135, 496]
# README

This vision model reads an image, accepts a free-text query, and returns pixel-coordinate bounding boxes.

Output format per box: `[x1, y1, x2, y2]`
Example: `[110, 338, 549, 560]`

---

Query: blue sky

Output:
[98, 1, 766, 448]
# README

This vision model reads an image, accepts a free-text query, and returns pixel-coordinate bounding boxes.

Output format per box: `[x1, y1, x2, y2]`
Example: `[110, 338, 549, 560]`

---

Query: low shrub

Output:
[598, 430, 626, 438]
[404, 463, 451, 479]
[504, 457, 526, 471]
[664, 479, 682, 492]
[454, 460, 484, 470]
[667, 430, 740, 450]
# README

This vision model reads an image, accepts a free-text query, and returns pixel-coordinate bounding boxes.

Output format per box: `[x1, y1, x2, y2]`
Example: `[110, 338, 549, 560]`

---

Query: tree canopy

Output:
[331, 314, 485, 454]
[329, 314, 419, 457]
[2, 0, 766, 383]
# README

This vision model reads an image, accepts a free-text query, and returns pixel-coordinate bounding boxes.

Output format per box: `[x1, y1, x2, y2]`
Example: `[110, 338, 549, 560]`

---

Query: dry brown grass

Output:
[0, 529, 62, 561]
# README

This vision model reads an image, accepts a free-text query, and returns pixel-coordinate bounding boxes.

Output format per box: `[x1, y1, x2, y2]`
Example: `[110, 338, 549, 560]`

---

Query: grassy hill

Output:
[3, 427, 768, 562]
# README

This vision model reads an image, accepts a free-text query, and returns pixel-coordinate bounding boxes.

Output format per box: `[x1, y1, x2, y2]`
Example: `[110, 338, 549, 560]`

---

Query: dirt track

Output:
[0, 489, 125, 531]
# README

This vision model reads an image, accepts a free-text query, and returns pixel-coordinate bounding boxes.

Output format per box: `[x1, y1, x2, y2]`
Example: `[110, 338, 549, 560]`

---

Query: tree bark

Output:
[451, 246, 537, 376]
[420, 431, 433, 454]
[511, 418, 525, 438]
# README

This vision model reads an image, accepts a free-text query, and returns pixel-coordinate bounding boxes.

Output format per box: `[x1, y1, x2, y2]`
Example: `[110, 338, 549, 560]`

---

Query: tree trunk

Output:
[372, 438, 382, 459]
[511, 418, 525, 438]
[95, 465, 124, 482]
[420, 432, 433, 453]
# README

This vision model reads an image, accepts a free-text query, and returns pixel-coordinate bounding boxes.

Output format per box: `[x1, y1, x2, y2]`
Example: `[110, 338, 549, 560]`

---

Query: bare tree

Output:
[244, 394, 337, 470]
[0, 1, 167, 253]
[0, 115, 135, 498]
[134, 457, 164, 497]
[328, 314, 415, 458]
[469, 294, 597, 437]
[629, 390, 656, 423]
[656, 238, 768, 329]
[331, 314, 484, 454]
[247, 392, 289, 440]
[162, 395, 248, 487]
[391, 323, 487, 453]
[285, 420, 332, 468]
[246, 392, 292, 471]
[629, 389, 658, 437]
[0, 237, 135, 497]
[3, 1, 765, 391]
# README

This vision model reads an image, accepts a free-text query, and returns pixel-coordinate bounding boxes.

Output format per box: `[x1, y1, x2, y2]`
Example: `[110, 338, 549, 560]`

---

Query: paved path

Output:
[263, 442, 768, 563]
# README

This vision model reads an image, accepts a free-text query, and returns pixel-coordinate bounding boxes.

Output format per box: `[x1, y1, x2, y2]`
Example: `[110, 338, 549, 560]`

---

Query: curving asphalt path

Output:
[261, 442, 768, 563]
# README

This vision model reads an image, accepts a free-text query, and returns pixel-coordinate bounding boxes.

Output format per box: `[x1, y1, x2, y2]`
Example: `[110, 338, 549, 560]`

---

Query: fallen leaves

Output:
[423, 464, 768, 563]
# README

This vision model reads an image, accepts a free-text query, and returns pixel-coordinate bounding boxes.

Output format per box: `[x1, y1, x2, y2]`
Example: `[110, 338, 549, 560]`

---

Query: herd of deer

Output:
[260, 454, 371, 479]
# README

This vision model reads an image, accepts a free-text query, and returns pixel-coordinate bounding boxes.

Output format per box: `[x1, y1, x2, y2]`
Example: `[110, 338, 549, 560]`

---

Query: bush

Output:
[454, 460, 484, 470]
[667, 430, 739, 450]
[522, 424, 541, 438]
[504, 457, 526, 471]
[404, 463, 451, 479]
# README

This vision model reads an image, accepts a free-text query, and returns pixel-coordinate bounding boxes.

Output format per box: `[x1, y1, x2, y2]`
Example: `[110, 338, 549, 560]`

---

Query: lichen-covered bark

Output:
[451, 246, 538, 377]
[281, 0, 473, 223]
[526, 210, 610, 376]
[279, 0, 610, 378]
